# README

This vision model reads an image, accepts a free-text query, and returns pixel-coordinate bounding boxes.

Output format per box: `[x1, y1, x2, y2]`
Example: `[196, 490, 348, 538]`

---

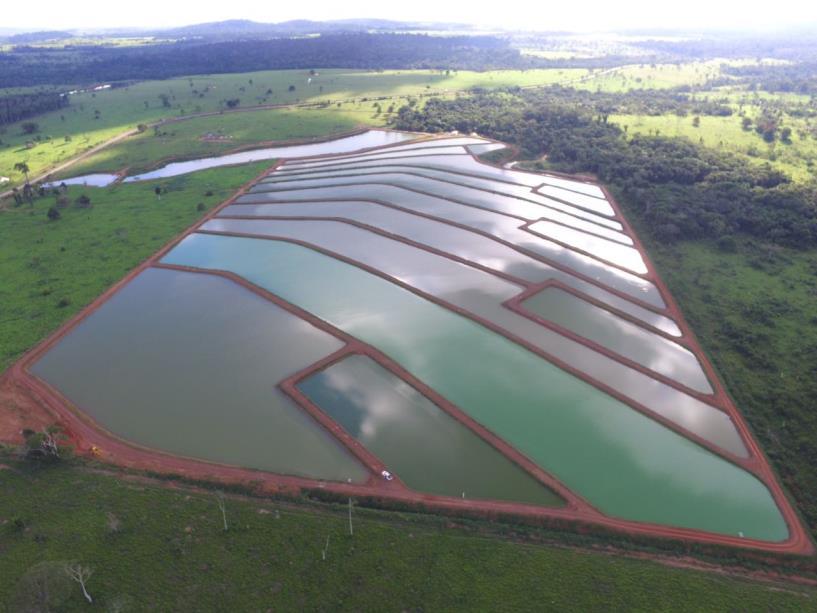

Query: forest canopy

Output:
[393, 91, 817, 247]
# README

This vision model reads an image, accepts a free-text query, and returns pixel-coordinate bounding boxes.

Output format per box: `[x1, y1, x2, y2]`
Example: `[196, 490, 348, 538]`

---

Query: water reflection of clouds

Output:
[220, 201, 681, 336]
[186, 227, 730, 453]
[241, 182, 664, 307]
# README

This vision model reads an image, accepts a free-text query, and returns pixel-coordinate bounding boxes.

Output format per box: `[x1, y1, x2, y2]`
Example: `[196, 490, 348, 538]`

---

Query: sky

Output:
[4, 0, 817, 33]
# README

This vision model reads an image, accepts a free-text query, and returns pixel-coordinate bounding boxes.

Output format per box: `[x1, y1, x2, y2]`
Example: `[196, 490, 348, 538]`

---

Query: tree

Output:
[21, 121, 39, 134]
[158, 93, 171, 108]
[741, 116, 753, 131]
[154, 186, 162, 199]
[65, 563, 94, 604]
[47, 206, 61, 221]
[215, 491, 228, 531]
[75, 194, 92, 209]
[13, 161, 30, 184]
[692, 116, 701, 128]
[288, 85, 296, 92]
[21, 425, 65, 460]
[780, 126, 793, 143]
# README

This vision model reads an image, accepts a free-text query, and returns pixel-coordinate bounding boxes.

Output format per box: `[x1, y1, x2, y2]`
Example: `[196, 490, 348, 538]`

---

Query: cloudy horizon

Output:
[4, 0, 817, 35]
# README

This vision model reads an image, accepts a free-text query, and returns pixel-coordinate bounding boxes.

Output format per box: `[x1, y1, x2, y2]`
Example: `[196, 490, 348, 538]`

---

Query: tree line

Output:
[392, 91, 817, 248]
[0, 34, 533, 87]
[0, 91, 68, 126]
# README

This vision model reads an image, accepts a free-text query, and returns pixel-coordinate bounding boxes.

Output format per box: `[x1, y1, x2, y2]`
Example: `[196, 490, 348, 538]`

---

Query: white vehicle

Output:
[380, 470, 394, 481]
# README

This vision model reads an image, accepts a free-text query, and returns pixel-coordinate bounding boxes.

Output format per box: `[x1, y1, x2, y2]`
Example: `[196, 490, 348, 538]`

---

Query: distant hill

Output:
[4, 30, 75, 44]
[157, 19, 474, 40]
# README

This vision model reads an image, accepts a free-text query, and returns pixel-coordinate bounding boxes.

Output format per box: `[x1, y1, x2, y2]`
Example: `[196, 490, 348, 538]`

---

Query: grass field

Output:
[576, 61, 726, 92]
[0, 68, 585, 189]
[610, 111, 817, 182]
[0, 460, 812, 611]
[576, 59, 780, 93]
[0, 162, 270, 372]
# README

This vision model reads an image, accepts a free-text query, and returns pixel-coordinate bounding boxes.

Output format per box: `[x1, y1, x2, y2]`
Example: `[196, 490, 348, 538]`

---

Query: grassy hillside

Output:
[0, 460, 812, 611]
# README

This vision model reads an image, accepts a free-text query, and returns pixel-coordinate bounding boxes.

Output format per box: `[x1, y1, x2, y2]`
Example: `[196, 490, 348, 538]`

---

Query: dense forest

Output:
[719, 62, 817, 95]
[0, 91, 68, 126]
[498, 86, 736, 117]
[393, 92, 817, 247]
[632, 31, 817, 62]
[0, 34, 531, 87]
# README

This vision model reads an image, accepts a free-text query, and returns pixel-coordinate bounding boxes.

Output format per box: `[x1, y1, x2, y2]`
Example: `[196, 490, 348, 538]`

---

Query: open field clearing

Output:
[576, 59, 783, 93]
[610, 112, 817, 182]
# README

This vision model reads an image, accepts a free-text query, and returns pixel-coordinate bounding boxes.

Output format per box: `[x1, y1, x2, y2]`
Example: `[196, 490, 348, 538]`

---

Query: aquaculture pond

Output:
[161, 233, 787, 541]
[236, 183, 664, 307]
[298, 354, 563, 505]
[202, 218, 714, 399]
[25, 132, 797, 549]
[30, 267, 368, 483]
[521, 286, 710, 393]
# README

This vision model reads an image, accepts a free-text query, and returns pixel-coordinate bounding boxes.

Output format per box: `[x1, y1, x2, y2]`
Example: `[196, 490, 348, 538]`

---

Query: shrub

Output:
[46, 206, 61, 221]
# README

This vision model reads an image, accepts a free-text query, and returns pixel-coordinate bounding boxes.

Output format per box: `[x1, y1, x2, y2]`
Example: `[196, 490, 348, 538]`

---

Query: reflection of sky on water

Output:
[162, 234, 786, 540]
[221, 200, 680, 336]
[237, 183, 664, 307]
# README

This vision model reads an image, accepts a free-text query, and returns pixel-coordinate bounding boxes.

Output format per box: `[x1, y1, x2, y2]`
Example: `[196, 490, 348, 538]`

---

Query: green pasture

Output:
[0, 461, 812, 611]
[0, 68, 584, 188]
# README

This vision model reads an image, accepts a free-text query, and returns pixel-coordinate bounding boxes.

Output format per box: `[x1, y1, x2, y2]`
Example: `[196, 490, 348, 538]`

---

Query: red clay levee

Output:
[3, 130, 812, 556]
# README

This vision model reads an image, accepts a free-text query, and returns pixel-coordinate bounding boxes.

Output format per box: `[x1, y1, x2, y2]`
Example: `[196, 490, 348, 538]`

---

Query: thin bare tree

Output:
[215, 491, 228, 531]
[64, 562, 93, 603]
[348, 497, 354, 537]
[321, 535, 330, 561]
